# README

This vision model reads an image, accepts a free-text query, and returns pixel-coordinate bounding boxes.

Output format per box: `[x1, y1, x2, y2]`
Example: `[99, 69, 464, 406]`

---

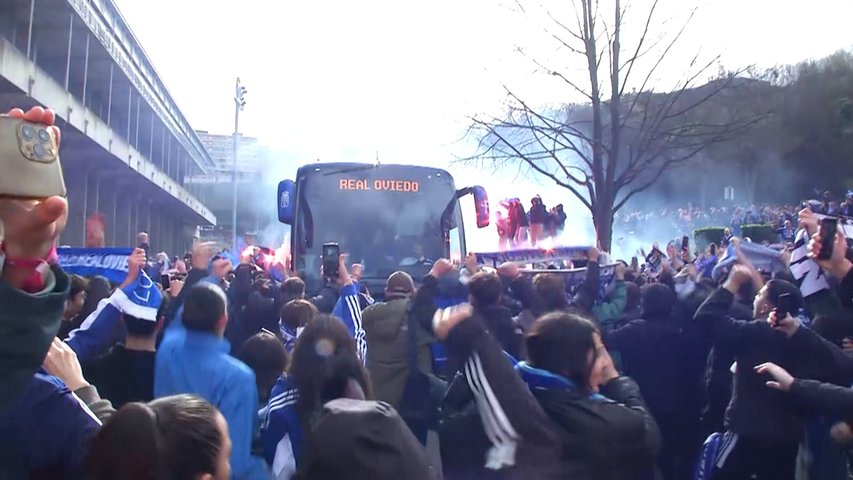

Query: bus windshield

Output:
[294, 165, 460, 289]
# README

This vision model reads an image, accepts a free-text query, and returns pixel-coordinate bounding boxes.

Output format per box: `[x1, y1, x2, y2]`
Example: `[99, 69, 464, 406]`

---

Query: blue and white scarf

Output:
[514, 361, 610, 402]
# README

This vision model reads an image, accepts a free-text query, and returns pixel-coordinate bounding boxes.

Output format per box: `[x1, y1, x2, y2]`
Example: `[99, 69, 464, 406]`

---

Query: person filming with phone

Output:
[693, 252, 853, 479]
[0, 107, 108, 478]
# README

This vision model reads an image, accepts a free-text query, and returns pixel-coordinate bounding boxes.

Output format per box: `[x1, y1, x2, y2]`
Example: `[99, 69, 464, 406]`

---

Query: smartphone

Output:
[322, 242, 340, 279]
[710, 243, 717, 257]
[631, 256, 639, 272]
[0, 116, 66, 199]
[160, 274, 171, 291]
[774, 293, 792, 326]
[818, 217, 838, 260]
[681, 235, 690, 251]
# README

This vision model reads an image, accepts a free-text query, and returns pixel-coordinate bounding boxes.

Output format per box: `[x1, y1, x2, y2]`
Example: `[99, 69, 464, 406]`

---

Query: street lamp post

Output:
[232, 77, 247, 250]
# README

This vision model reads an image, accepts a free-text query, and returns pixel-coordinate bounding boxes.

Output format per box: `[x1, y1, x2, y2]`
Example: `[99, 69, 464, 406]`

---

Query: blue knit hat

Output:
[112, 269, 163, 321]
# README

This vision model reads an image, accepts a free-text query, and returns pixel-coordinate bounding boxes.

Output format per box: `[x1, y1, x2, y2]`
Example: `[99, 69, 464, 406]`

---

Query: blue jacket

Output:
[0, 373, 102, 479]
[156, 277, 269, 480]
[66, 292, 127, 364]
[329, 283, 367, 362]
[260, 283, 363, 478]
[0, 274, 122, 479]
[259, 375, 302, 479]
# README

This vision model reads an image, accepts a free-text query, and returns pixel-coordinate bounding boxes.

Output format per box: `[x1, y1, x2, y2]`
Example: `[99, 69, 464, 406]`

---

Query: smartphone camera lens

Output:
[33, 142, 47, 158]
[21, 125, 34, 139]
[37, 128, 50, 142]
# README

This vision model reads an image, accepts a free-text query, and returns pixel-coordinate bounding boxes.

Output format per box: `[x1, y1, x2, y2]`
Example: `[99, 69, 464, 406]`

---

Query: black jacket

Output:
[474, 304, 524, 360]
[533, 377, 661, 480]
[440, 313, 562, 480]
[835, 266, 853, 310]
[606, 313, 709, 419]
[529, 204, 548, 224]
[83, 346, 155, 408]
[694, 287, 853, 442]
[790, 378, 853, 421]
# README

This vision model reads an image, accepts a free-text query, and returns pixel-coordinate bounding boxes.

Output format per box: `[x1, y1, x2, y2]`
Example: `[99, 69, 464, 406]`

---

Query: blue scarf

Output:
[514, 361, 610, 401]
[279, 323, 299, 353]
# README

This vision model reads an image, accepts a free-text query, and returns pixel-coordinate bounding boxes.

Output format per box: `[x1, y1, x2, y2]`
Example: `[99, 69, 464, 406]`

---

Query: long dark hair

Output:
[289, 315, 371, 422]
[87, 394, 222, 480]
[239, 330, 289, 404]
[525, 312, 599, 392]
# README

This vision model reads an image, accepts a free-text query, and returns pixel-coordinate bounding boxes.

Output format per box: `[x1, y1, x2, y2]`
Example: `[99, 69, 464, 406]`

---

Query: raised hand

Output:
[723, 264, 753, 294]
[43, 338, 88, 391]
[809, 230, 852, 279]
[798, 208, 819, 237]
[464, 252, 479, 275]
[429, 258, 454, 279]
[433, 304, 473, 341]
[769, 310, 800, 337]
[191, 241, 217, 271]
[120, 248, 147, 288]
[754, 362, 794, 391]
[337, 254, 352, 287]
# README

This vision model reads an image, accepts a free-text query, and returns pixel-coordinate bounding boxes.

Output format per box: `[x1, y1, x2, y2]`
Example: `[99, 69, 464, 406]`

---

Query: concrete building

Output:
[189, 131, 280, 246]
[0, 0, 215, 255]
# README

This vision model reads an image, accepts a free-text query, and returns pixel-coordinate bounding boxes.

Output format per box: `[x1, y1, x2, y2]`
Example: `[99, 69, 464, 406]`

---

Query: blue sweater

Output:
[156, 277, 268, 480]
[259, 375, 302, 479]
[0, 373, 101, 479]
[330, 283, 367, 362]
[261, 282, 364, 477]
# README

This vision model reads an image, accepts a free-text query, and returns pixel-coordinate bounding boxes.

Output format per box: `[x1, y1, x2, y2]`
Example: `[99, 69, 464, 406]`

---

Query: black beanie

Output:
[642, 283, 676, 319]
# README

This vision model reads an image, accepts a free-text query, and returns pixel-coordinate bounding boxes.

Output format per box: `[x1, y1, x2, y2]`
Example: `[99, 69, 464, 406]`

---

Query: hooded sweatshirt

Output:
[606, 284, 709, 418]
[694, 288, 853, 443]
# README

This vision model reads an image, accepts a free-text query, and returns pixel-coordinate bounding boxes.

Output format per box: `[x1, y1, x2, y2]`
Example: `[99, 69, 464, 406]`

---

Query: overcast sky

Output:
[112, 0, 852, 249]
[114, 0, 852, 164]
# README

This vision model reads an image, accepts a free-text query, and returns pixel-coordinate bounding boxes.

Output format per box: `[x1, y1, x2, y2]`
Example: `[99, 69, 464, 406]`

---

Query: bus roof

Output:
[295, 162, 454, 180]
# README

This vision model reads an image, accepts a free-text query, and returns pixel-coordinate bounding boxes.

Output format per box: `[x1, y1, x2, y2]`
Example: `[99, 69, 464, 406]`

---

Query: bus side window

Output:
[449, 226, 462, 263]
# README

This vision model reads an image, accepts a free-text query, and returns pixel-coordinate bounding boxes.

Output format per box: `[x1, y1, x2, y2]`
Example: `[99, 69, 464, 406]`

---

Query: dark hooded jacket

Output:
[694, 287, 853, 442]
[474, 304, 523, 360]
[517, 362, 661, 480]
[606, 284, 709, 418]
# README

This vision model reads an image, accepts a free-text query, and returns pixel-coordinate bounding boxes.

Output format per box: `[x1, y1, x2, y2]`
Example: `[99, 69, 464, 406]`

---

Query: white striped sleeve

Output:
[463, 351, 519, 470]
[344, 293, 367, 364]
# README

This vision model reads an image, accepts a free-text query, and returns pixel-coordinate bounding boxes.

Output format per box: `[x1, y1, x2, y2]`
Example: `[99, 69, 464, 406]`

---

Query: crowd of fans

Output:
[616, 191, 853, 245]
[6, 107, 853, 480]
[495, 196, 568, 249]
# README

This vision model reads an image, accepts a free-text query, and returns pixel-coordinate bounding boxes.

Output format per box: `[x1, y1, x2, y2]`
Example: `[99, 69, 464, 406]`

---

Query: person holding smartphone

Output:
[0, 106, 107, 479]
[694, 264, 853, 480]
[755, 361, 853, 444]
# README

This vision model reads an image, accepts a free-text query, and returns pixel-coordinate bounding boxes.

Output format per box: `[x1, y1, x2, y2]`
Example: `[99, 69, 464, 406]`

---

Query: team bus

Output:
[277, 162, 490, 296]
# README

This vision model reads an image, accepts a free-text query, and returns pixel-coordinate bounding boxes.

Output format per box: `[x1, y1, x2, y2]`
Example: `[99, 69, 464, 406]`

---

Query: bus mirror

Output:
[472, 185, 490, 228]
[277, 180, 295, 225]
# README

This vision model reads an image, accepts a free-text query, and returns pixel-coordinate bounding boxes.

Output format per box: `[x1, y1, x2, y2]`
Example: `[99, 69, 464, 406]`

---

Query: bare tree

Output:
[467, 0, 764, 250]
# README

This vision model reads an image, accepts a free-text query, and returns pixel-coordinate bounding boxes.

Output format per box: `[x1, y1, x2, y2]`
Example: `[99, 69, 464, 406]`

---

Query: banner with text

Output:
[58, 248, 133, 284]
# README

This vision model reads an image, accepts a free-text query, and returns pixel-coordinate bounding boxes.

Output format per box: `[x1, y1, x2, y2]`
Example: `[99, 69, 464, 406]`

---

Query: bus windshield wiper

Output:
[322, 165, 377, 176]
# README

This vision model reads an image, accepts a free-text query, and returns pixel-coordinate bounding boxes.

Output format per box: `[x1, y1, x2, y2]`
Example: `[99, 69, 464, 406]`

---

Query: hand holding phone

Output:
[773, 293, 792, 325]
[0, 113, 65, 199]
[322, 242, 340, 280]
[0, 108, 67, 264]
[817, 217, 838, 261]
